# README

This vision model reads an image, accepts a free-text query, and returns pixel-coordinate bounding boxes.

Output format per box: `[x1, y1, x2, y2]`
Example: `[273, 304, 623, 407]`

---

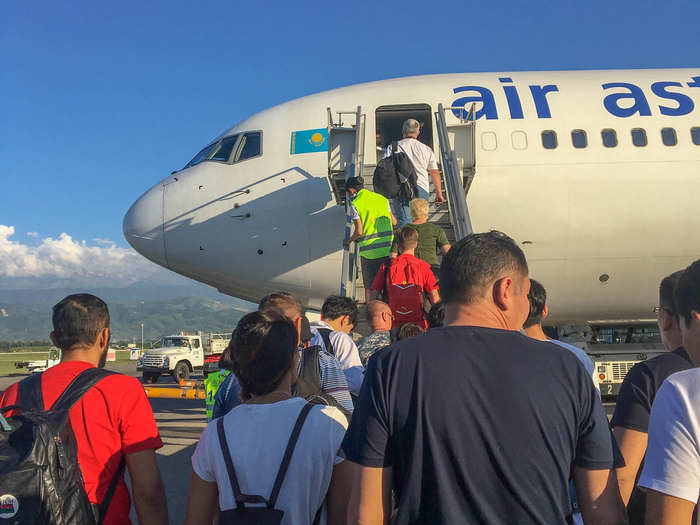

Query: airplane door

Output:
[434, 103, 475, 239]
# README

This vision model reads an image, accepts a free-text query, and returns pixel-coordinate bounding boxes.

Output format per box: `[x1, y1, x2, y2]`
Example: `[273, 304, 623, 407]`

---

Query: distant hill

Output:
[0, 283, 227, 305]
[0, 286, 255, 342]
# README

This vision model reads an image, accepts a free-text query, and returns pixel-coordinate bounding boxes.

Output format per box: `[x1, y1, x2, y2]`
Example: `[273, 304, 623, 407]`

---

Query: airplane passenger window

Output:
[631, 128, 647, 147]
[234, 132, 262, 162]
[571, 130, 587, 149]
[691, 127, 700, 146]
[541, 130, 557, 149]
[661, 128, 677, 147]
[511, 131, 527, 150]
[601, 129, 617, 148]
[210, 135, 240, 161]
[481, 132, 497, 151]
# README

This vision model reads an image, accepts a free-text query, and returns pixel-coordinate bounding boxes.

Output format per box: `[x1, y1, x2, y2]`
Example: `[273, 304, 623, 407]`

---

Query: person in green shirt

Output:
[390, 197, 450, 280]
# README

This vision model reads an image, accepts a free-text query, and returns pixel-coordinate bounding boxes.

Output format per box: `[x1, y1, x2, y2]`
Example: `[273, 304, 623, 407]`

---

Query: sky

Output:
[2, 0, 699, 290]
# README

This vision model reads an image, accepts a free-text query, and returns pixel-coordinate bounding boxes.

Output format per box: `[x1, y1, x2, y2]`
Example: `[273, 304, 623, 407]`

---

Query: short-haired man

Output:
[384, 119, 445, 226]
[390, 197, 450, 280]
[344, 176, 397, 303]
[370, 225, 440, 329]
[611, 270, 693, 523]
[343, 231, 626, 525]
[356, 300, 393, 366]
[639, 260, 700, 525]
[310, 295, 365, 397]
[213, 292, 354, 417]
[523, 279, 597, 387]
[0, 294, 168, 525]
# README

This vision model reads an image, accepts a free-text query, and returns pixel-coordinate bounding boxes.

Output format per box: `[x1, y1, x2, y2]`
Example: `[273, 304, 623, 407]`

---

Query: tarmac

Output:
[0, 361, 617, 525]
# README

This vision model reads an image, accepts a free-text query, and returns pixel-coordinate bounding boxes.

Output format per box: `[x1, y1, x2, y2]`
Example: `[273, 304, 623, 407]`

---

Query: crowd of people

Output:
[1, 121, 699, 524]
[1, 235, 698, 525]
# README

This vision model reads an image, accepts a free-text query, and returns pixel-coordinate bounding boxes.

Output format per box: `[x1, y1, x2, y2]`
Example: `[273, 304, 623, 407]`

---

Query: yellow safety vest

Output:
[204, 369, 230, 421]
[352, 189, 394, 259]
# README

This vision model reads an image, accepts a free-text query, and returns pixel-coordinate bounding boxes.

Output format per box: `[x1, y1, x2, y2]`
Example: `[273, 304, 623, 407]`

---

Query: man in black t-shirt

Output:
[612, 270, 693, 524]
[342, 231, 627, 525]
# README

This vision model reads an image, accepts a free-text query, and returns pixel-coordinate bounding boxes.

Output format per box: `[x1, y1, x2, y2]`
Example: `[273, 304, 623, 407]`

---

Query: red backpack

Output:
[383, 257, 428, 328]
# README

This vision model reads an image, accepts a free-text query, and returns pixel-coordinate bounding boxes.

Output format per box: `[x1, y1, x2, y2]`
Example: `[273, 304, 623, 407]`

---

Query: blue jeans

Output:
[391, 186, 430, 227]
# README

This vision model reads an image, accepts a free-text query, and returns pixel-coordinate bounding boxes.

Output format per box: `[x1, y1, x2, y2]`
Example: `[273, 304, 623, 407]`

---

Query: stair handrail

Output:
[435, 103, 474, 241]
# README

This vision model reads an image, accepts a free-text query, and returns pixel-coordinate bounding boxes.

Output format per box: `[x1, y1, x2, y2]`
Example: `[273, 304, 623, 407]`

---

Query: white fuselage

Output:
[124, 68, 700, 323]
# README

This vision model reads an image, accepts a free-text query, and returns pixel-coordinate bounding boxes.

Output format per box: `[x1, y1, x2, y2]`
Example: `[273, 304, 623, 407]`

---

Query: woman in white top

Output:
[184, 310, 350, 525]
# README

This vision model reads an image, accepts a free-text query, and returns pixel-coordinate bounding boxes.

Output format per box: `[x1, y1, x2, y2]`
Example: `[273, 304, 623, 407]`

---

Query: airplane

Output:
[123, 68, 700, 325]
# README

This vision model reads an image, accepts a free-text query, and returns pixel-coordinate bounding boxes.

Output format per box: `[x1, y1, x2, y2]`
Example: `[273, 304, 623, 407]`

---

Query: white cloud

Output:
[27, 231, 38, 238]
[92, 237, 116, 246]
[0, 225, 177, 289]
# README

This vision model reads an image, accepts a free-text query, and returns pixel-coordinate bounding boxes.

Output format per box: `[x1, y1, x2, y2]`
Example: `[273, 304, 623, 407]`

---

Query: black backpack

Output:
[372, 141, 418, 201]
[216, 402, 321, 525]
[294, 345, 352, 421]
[315, 328, 334, 356]
[0, 369, 124, 525]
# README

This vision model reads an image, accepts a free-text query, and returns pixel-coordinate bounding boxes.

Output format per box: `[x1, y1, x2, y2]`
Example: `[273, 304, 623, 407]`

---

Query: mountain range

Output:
[0, 284, 255, 342]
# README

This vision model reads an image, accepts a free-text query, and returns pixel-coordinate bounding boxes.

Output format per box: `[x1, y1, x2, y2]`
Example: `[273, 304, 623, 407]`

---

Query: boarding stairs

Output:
[326, 104, 476, 307]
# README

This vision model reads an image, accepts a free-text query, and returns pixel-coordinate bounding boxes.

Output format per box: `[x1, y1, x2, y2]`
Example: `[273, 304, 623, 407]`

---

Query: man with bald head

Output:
[343, 231, 626, 525]
[356, 300, 393, 366]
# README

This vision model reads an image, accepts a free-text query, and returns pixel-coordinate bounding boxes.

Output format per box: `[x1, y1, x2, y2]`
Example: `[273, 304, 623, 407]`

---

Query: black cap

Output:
[345, 176, 364, 191]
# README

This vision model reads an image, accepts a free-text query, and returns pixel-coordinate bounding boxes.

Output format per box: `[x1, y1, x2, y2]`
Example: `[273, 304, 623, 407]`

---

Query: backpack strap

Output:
[384, 259, 393, 300]
[316, 329, 334, 356]
[52, 368, 118, 412]
[17, 373, 44, 411]
[268, 402, 314, 508]
[217, 417, 266, 508]
[95, 457, 126, 525]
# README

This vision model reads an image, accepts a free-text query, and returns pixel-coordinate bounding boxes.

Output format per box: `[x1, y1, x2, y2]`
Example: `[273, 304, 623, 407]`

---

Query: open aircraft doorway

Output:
[375, 104, 433, 163]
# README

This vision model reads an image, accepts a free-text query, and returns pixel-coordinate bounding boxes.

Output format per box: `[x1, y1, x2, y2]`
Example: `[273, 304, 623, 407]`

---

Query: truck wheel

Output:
[173, 362, 189, 382]
[143, 372, 159, 384]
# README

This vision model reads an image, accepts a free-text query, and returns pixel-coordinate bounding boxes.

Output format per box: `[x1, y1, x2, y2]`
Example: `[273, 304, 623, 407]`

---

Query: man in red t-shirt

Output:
[370, 225, 440, 329]
[0, 294, 168, 525]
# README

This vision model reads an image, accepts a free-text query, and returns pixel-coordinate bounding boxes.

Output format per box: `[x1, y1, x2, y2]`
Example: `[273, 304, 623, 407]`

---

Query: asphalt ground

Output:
[0, 363, 617, 525]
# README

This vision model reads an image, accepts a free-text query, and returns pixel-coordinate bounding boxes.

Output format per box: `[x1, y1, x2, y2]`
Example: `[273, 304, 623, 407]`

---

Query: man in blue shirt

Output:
[342, 231, 626, 525]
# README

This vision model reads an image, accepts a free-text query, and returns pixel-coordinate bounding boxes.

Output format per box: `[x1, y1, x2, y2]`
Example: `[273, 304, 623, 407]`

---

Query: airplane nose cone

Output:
[123, 184, 167, 267]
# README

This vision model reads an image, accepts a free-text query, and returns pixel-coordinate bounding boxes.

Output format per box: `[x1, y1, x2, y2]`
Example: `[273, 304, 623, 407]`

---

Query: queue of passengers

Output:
[2, 238, 699, 525]
[2, 120, 699, 524]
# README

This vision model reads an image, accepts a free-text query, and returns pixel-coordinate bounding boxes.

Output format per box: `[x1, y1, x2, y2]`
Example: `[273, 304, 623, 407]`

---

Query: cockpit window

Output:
[186, 142, 218, 168]
[210, 135, 240, 161]
[185, 134, 240, 167]
[234, 132, 262, 162]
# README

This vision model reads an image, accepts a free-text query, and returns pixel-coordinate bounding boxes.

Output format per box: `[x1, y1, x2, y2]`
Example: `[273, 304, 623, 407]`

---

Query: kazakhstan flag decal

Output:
[290, 128, 328, 155]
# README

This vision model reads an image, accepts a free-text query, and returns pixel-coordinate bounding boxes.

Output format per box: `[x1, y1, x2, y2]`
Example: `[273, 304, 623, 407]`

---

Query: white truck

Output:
[137, 332, 230, 383]
[14, 347, 61, 373]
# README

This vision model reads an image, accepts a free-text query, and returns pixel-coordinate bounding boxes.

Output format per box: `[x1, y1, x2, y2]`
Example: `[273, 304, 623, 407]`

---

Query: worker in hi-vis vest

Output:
[204, 368, 230, 421]
[344, 176, 397, 303]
